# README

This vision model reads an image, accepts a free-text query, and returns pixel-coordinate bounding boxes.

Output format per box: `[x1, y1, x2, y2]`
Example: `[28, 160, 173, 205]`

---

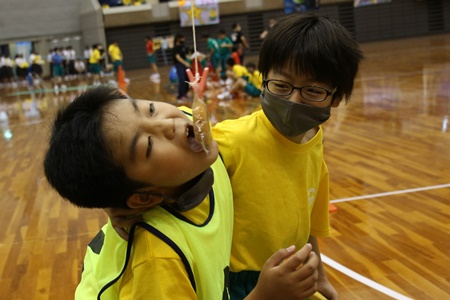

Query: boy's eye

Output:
[146, 136, 153, 158]
[149, 103, 155, 116]
[274, 82, 289, 89]
[304, 87, 325, 95]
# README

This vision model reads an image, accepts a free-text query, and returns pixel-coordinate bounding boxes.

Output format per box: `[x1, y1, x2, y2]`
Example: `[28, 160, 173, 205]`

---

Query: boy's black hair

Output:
[245, 62, 256, 69]
[175, 33, 185, 44]
[44, 86, 147, 208]
[226, 57, 235, 67]
[258, 15, 364, 103]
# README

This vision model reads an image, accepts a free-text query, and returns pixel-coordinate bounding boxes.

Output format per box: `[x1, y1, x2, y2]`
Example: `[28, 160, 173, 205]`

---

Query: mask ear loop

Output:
[135, 191, 173, 202]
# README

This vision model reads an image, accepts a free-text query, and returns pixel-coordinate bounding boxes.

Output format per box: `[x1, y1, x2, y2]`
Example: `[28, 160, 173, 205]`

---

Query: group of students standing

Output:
[48, 46, 88, 91]
[0, 51, 46, 89]
[0, 41, 121, 91]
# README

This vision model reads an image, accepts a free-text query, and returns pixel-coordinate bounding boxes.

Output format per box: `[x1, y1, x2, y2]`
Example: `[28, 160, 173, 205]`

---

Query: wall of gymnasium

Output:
[0, 0, 82, 42]
[0, 0, 83, 58]
[105, 0, 450, 71]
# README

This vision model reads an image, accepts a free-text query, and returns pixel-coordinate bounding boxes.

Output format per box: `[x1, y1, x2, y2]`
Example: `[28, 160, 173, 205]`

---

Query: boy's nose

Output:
[288, 89, 303, 104]
[145, 119, 176, 138]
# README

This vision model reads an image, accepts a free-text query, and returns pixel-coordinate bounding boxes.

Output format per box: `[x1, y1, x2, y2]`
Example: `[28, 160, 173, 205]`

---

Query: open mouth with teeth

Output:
[187, 124, 204, 152]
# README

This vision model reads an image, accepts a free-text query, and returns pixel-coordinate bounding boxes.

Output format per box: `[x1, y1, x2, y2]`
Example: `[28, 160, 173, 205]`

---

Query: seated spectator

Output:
[218, 59, 261, 100]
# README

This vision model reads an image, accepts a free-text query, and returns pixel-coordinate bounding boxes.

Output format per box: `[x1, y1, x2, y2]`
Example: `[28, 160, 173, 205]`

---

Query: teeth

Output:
[186, 125, 195, 137]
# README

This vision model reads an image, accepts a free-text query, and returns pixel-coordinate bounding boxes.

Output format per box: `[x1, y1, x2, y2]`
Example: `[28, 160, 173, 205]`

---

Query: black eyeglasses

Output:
[263, 79, 336, 102]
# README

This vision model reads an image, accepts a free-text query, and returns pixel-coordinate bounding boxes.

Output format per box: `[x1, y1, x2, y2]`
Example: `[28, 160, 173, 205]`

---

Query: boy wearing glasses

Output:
[212, 14, 363, 299]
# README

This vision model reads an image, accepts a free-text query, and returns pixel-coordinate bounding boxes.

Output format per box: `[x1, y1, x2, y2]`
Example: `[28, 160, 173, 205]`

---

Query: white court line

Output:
[321, 255, 414, 300]
[5, 120, 45, 129]
[330, 183, 450, 203]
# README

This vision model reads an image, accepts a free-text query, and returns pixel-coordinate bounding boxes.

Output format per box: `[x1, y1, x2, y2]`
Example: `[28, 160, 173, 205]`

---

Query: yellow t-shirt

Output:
[108, 44, 122, 62]
[89, 49, 101, 64]
[232, 64, 249, 78]
[212, 109, 331, 272]
[32, 54, 44, 65]
[249, 70, 262, 88]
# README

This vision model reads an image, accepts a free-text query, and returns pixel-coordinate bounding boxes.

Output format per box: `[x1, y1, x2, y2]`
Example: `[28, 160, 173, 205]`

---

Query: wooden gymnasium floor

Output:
[0, 33, 449, 300]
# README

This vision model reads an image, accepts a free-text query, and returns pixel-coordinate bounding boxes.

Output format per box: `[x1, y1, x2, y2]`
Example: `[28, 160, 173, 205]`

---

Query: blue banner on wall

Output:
[284, 0, 319, 14]
[354, 0, 391, 8]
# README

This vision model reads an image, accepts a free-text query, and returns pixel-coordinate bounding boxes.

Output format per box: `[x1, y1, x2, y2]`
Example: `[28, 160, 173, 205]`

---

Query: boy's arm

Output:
[246, 244, 319, 300]
[176, 53, 191, 68]
[241, 35, 250, 49]
[308, 235, 339, 300]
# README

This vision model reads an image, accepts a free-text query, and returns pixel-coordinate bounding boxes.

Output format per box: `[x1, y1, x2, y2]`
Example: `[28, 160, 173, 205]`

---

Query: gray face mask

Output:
[260, 90, 331, 137]
[171, 168, 214, 211]
[139, 168, 214, 212]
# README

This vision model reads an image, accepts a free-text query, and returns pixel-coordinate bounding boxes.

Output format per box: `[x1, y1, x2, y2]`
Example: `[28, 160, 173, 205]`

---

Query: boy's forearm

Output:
[308, 235, 339, 299]
[308, 235, 326, 278]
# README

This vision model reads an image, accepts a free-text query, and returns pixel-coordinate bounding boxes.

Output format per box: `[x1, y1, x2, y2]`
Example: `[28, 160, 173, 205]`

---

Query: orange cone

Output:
[329, 203, 338, 213]
[117, 65, 127, 93]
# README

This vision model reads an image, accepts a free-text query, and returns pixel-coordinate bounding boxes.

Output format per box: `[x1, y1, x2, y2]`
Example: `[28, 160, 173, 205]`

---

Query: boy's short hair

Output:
[258, 15, 363, 102]
[44, 86, 147, 208]
[245, 62, 256, 70]
[175, 33, 185, 43]
[226, 57, 235, 67]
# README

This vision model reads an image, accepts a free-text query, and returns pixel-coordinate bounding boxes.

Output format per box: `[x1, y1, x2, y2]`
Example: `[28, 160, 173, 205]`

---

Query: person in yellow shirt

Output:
[225, 58, 249, 79]
[235, 61, 262, 98]
[108, 41, 123, 77]
[29, 51, 45, 79]
[214, 15, 363, 300]
[14, 54, 29, 81]
[89, 43, 104, 86]
[219, 59, 261, 99]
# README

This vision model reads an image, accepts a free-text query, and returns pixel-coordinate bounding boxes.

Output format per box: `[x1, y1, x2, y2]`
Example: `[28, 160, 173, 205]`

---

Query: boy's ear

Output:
[127, 192, 164, 209]
[331, 97, 342, 108]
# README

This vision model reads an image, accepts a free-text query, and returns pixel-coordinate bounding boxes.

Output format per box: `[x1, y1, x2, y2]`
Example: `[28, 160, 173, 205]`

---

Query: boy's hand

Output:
[103, 207, 144, 240]
[248, 244, 319, 300]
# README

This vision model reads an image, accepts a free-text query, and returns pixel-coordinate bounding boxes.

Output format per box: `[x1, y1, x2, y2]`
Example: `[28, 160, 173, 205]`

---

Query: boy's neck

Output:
[166, 168, 214, 212]
[287, 127, 318, 144]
